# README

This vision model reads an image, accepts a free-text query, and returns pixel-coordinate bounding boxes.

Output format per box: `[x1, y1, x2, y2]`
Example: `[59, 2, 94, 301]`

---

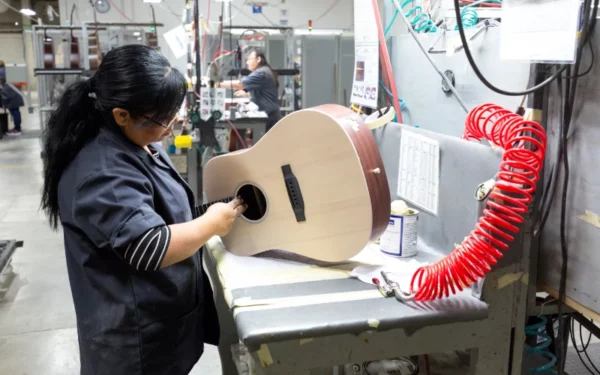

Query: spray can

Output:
[380, 200, 419, 257]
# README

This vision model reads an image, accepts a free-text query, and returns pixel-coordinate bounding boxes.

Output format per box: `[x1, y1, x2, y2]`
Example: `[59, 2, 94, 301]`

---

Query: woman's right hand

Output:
[206, 198, 247, 236]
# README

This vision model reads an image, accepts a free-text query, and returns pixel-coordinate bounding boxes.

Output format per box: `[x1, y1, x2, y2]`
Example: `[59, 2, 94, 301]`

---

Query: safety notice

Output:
[350, 0, 379, 108]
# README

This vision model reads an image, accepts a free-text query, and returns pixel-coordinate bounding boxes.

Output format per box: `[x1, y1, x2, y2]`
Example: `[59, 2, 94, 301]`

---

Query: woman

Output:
[40, 45, 246, 375]
[0, 77, 24, 136]
[216, 48, 281, 132]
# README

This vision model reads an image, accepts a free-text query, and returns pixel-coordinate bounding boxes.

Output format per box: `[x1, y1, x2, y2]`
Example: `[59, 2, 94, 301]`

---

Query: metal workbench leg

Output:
[203, 254, 240, 375]
[469, 265, 522, 375]
[470, 345, 510, 375]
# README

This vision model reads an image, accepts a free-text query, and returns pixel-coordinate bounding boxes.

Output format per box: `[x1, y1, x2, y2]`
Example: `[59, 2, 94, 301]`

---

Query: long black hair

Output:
[248, 48, 279, 88]
[41, 44, 187, 230]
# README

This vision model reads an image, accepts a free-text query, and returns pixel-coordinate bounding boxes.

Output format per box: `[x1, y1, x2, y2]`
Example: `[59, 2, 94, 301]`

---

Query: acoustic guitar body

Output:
[203, 104, 390, 262]
[43, 37, 55, 69]
[88, 34, 101, 70]
[70, 37, 81, 69]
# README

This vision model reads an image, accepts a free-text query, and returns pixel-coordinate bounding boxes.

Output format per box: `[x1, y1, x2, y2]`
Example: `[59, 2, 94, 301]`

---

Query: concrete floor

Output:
[0, 105, 222, 374]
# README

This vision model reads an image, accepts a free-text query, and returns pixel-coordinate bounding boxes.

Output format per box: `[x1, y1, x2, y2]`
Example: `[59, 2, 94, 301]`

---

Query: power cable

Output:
[569, 36, 595, 79]
[194, 0, 201, 94]
[554, 0, 598, 371]
[229, 0, 235, 94]
[391, 0, 469, 113]
[453, 0, 571, 96]
[534, 34, 596, 238]
[570, 318, 600, 375]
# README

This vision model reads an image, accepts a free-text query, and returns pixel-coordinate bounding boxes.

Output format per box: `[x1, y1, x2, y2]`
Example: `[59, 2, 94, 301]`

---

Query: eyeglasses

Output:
[141, 115, 178, 129]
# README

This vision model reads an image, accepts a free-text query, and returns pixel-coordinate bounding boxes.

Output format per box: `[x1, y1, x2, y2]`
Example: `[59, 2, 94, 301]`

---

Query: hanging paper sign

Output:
[350, 0, 379, 108]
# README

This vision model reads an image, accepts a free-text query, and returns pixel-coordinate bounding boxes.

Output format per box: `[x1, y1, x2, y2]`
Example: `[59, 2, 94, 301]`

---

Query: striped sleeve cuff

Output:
[122, 226, 171, 271]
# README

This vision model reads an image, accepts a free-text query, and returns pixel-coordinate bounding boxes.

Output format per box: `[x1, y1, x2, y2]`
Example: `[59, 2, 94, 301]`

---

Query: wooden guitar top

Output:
[203, 104, 391, 262]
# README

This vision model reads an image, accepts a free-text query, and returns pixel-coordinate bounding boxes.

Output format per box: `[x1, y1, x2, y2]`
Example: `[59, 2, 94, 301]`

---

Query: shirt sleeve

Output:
[241, 70, 267, 91]
[72, 164, 166, 251]
[121, 226, 171, 271]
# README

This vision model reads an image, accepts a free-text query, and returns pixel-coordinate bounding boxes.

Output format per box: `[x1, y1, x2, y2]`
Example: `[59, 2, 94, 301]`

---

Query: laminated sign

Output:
[350, 0, 379, 108]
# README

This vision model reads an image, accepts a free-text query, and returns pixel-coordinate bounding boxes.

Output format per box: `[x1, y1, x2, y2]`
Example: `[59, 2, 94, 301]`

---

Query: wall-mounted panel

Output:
[389, 27, 530, 137]
[538, 25, 600, 316]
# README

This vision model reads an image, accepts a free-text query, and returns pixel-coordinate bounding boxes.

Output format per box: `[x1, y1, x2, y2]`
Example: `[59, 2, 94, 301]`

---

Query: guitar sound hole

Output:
[237, 184, 268, 222]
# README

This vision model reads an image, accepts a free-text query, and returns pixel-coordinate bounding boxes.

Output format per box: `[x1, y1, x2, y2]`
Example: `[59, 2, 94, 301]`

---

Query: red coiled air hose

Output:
[408, 103, 547, 301]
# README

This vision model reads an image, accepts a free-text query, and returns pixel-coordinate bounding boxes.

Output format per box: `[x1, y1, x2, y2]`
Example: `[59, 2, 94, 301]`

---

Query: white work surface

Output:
[205, 236, 447, 307]
[203, 236, 488, 347]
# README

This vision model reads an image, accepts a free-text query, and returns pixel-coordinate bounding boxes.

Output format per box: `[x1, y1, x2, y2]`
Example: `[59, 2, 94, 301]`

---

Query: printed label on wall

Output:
[200, 88, 226, 120]
[350, 0, 379, 108]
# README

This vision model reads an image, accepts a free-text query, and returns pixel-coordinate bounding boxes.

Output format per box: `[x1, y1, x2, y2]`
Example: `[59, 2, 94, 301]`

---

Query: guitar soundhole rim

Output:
[236, 183, 268, 223]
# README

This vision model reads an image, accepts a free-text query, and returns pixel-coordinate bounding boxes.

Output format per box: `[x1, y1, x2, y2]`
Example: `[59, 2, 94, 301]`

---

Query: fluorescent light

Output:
[143, 0, 161, 3]
[133, 31, 141, 36]
[293, 28, 344, 36]
[20, 8, 36, 16]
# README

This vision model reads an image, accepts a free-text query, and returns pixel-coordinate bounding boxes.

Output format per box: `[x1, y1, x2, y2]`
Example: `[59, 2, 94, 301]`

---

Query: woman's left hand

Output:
[234, 90, 248, 97]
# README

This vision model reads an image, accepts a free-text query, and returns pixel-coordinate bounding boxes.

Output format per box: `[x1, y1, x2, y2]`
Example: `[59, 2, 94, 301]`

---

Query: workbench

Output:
[202, 124, 529, 374]
[204, 236, 522, 375]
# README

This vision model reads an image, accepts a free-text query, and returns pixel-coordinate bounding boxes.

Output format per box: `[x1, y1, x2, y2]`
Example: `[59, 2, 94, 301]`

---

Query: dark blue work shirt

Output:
[57, 127, 219, 375]
[241, 66, 280, 115]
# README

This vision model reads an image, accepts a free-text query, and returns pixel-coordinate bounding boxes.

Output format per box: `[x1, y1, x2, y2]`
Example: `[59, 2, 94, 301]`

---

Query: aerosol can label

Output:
[380, 213, 418, 257]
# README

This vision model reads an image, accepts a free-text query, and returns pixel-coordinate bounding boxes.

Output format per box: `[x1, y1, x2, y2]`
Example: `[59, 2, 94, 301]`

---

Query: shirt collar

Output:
[98, 127, 150, 159]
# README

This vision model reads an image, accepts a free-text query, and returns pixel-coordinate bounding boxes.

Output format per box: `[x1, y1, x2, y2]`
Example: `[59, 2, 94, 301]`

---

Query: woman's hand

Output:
[234, 90, 248, 97]
[206, 198, 247, 236]
[159, 198, 246, 268]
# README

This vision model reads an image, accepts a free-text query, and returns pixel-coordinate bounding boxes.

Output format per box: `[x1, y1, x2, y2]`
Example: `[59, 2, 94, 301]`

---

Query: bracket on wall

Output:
[441, 69, 456, 94]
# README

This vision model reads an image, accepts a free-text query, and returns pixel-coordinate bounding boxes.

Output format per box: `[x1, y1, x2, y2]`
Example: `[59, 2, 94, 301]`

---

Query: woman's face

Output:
[112, 108, 178, 147]
[246, 52, 260, 72]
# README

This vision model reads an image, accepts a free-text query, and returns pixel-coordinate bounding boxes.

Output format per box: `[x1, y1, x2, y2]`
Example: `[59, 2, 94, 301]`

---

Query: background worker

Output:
[216, 48, 282, 133]
[0, 77, 24, 136]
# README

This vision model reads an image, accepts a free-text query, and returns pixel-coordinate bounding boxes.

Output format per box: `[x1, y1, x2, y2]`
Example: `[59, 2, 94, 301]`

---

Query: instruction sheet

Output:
[397, 129, 440, 216]
[350, 0, 379, 108]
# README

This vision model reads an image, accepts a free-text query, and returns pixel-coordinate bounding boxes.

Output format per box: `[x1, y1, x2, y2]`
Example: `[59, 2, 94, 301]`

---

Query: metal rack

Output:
[31, 23, 165, 133]
[31, 26, 89, 132]
[79, 22, 164, 70]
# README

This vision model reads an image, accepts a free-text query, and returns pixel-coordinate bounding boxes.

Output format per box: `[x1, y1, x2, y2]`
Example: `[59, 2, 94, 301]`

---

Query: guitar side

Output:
[203, 104, 390, 262]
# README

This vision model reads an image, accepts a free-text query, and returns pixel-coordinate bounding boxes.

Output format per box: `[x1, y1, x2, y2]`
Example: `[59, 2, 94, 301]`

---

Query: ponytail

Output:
[40, 45, 187, 230]
[265, 62, 279, 89]
[41, 78, 100, 230]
